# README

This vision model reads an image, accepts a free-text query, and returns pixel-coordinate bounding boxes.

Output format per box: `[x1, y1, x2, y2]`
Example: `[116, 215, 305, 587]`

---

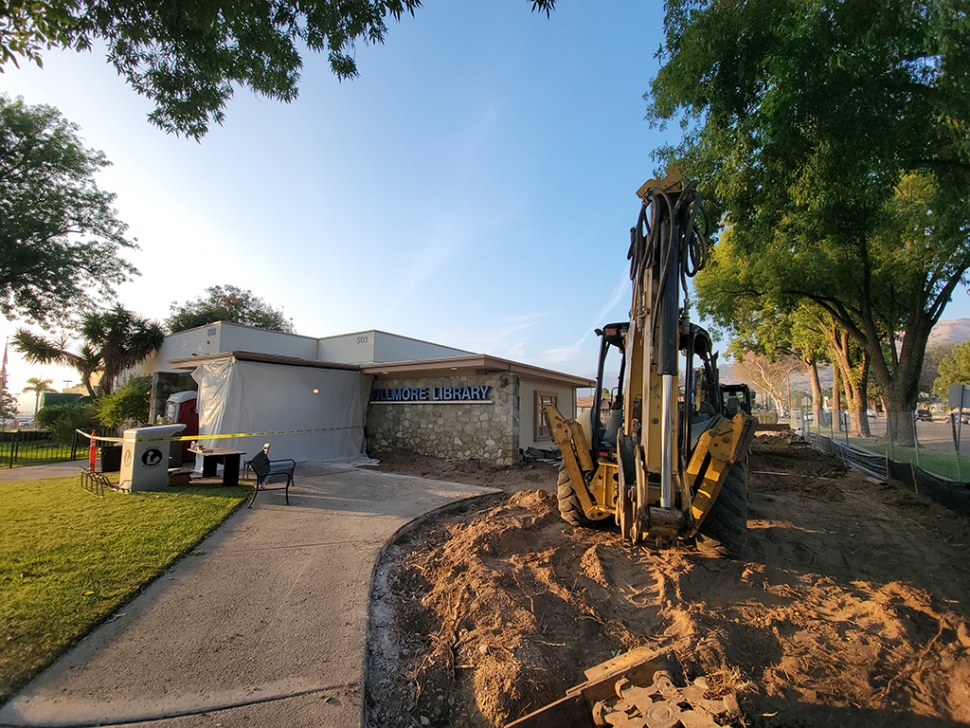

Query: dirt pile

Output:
[367, 433, 970, 727]
[748, 433, 848, 501]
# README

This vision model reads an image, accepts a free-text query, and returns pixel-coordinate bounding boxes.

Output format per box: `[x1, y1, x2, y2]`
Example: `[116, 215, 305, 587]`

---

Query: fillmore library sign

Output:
[371, 385, 492, 403]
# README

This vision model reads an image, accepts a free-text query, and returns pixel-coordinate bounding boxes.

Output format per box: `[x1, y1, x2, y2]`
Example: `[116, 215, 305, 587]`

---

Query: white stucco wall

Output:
[130, 325, 221, 376]
[371, 332, 471, 364]
[130, 322, 319, 377]
[218, 322, 318, 360]
[317, 331, 377, 364]
[317, 330, 471, 365]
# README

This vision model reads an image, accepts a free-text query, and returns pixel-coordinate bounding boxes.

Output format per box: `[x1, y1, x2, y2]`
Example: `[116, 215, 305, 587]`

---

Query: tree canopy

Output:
[922, 342, 956, 397]
[94, 375, 151, 428]
[0, 94, 137, 326]
[166, 285, 295, 334]
[13, 306, 164, 396]
[1, 1, 556, 138]
[0, 385, 16, 420]
[934, 340, 970, 400]
[651, 0, 970, 442]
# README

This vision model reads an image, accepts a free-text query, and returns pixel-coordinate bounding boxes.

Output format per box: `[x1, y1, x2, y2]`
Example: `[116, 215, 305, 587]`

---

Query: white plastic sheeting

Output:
[191, 358, 371, 464]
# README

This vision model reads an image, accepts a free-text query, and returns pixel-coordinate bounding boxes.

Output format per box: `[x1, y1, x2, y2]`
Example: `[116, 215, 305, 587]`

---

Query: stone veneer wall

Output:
[149, 372, 199, 422]
[365, 373, 519, 465]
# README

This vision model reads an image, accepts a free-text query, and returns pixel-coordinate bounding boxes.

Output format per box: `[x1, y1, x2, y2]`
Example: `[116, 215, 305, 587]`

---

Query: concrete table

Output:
[190, 448, 246, 486]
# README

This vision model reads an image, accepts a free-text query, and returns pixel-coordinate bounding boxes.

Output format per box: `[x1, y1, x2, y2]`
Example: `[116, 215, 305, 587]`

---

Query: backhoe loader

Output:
[545, 169, 755, 557]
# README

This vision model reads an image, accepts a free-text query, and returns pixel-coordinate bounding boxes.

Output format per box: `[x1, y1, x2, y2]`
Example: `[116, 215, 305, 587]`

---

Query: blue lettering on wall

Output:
[371, 385, 493, 403]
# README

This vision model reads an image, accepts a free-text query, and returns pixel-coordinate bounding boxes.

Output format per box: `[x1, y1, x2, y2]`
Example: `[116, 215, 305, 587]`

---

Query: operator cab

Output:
[720, 384, 754, 417]
[591, 322, 629, 455]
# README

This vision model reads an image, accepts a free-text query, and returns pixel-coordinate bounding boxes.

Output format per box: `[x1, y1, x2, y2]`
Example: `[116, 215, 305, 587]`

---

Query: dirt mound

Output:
[367, 434, 970, 727]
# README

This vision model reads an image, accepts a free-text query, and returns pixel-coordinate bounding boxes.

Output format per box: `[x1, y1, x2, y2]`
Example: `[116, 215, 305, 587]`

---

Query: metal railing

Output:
[0, 428, 113, 468]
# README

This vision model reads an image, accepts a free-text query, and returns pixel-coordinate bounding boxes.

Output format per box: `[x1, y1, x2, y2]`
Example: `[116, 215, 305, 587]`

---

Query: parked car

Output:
[915, 409, 933, 422]
[946, 410, 970, 425]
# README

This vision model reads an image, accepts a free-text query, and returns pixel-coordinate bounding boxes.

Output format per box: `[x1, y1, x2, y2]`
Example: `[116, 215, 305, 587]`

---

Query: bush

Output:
[36, 403, 98, 443]
[94, 377, 151, 429]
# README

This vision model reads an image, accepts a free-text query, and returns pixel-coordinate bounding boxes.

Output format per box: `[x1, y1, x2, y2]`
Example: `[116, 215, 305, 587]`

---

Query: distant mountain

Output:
[928, 319, 970, 346]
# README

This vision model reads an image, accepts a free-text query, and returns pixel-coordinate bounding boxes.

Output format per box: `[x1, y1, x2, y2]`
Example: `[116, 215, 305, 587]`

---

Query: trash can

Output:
[100, 443, 122, 472]
[119, 424, 187, 492]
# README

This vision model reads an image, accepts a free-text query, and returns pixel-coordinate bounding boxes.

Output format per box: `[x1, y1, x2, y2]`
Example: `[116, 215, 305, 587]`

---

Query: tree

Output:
[651, 0, 970, 446]
[0, 95, 137, 326]
[21, 376, 54, 415]
[13, 331, 100, 398]
[934, 340, 970, 400]
[731, 352, 802, 419]
[14, 306, 164, 396]
[695, 232, 873, 435]
[35, 401, 97, 442]
[1, 1, 557, 138]
[0, 385, 17, 420]
[166, 285, 295, 334]
[922, 342, 956, 397]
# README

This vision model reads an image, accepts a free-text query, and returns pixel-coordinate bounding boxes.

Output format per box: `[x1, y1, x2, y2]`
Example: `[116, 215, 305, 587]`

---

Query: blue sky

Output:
[2, 0, 969, 405]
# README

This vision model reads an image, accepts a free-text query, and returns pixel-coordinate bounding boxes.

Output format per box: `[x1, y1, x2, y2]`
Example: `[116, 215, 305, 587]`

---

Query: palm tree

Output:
[14, 306, 165, 397]
[13, 333, 101, 398]
[22, 377, 55, 415]
[79, 307, 165, 396]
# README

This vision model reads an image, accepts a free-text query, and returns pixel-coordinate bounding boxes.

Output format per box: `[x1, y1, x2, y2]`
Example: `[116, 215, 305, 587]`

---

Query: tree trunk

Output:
[846, 372, 870, 438]
[832, 364, 842, 432]
[807, 360, 823, 430]
[822, 321, 870, 437]
[866, 314, 932, 448]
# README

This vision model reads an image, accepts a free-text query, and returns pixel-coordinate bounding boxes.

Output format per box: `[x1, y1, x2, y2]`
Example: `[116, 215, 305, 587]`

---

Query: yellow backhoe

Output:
[545, 169, 756, 557]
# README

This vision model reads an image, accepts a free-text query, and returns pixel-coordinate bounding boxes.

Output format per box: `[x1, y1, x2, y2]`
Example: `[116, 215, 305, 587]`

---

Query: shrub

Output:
[94, 377, 151, 429]
[36, 403, 98, 443]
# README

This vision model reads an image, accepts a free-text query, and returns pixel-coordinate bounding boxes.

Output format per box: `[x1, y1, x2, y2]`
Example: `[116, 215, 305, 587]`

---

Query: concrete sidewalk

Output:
[0, 460, 89, 483]
[0, 464, 499, 728]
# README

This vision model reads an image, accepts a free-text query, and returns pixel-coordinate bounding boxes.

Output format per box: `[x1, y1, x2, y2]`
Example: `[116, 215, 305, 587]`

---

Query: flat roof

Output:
[359, 355, 595, 388]
[169, 351, 594, 388]
[318, 328, 473, 355]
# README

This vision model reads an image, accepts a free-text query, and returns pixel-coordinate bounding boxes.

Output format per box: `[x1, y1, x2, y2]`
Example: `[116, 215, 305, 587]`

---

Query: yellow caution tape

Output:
[75, 426, 360, 445]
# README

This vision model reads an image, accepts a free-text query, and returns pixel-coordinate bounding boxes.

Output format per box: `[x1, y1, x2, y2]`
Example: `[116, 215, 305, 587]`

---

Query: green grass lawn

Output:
[0, 477, 249, 702]
[847, 438, 970, 481]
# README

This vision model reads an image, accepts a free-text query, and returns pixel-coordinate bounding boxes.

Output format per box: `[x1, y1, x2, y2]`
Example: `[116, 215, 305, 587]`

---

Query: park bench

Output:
[247, 444, 296, 508]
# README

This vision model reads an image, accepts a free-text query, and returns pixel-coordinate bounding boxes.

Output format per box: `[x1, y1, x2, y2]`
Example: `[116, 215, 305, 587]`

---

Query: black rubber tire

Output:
[697, 461, 748, 559]
[557, 461, 591, 527]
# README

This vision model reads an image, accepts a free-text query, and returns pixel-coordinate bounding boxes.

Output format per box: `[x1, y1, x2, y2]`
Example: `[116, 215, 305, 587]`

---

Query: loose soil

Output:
[366, 435, 970, 727]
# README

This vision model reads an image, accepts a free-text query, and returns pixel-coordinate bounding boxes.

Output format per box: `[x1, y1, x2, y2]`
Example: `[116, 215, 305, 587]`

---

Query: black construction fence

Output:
[806, 432, 970, 514]
[0, 428, 114, 469]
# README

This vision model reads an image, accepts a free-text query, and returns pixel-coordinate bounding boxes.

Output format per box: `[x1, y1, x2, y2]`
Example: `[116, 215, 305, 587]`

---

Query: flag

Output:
[1, 339, 7, 392]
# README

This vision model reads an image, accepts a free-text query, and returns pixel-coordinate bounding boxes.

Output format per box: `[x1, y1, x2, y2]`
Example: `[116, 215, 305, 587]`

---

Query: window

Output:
[535, 391, 558, 442]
